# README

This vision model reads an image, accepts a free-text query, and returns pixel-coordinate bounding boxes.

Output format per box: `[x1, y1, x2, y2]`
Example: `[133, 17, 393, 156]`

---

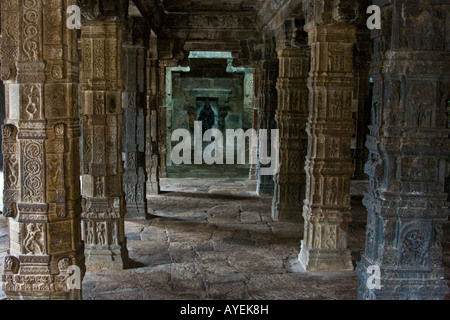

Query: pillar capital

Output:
[80, 0, 129, 23]
[307, 24, 357, 44]
[275, 18, 308, 53]
[303, 0, 361, 31]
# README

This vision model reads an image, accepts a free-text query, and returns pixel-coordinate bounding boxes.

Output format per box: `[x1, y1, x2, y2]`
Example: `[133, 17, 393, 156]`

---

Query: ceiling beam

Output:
[257, 0, 303, 36]
[132, 0, 165, 32]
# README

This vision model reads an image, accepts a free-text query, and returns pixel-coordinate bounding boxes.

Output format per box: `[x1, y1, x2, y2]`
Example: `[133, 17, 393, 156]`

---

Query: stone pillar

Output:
[295, 21, 357, 271]
[146, 34, 161, 196]
[249, 64, 261, 180]
[448, 101, 450, 203]
[80, 21, 128, 269]
[0, 81, 5, 170]
[158, 60, 169, 178]
[356, 0, 449, 300]
[272, 20, 309, 222]
[353, 28, 371, 180]
[257, 60, 278, 194]
[1, 0, 85, 299]
[122, 39, 147, 219]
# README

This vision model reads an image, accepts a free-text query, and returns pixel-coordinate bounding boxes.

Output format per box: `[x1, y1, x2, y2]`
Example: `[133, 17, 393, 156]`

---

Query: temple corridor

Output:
[0, 0, 449, 300]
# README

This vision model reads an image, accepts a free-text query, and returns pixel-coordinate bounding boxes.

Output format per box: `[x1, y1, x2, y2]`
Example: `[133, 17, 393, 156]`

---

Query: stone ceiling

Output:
[161, 0, 267, 12]
[133, 0, 304, 31]
[131, 0, 303, 61]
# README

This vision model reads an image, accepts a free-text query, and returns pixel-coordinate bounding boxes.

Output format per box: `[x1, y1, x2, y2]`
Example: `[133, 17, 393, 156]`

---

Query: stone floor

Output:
[0, 167, 448, 300]
[167, 164, 251, 179]
[81, 177, 363, 300]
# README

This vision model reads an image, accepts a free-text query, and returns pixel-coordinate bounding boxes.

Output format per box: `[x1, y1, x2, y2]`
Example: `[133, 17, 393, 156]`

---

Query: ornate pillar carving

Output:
[286, 0, 359, 271]
[298, 24, 356, 270]
[272, 20, 309, 222]
[356, 0, 449, 299]
[146, 34, 161, 196]
[257, 58, 279, 194]
[121, 19, 147, 219]
[80, 20, 128, 269]
[1, 0, 85, 299]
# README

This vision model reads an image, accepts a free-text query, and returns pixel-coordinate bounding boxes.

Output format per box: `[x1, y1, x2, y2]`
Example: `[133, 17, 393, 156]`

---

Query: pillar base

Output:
[272, 204, 302, 222]
[85, 245, 128, 270]
[249, 167, 258, 180]
[3, 289, 82, 301]
[296, 241, 354, 271]
[147, 183, 160, 196]
[160, 166, 167, 178]
[285, 258, 307, 273]
[125, 206, 147, 220]
[257, 172, 274, 195]
[2, 254, 84, 300]
[356, 254, 449, 300]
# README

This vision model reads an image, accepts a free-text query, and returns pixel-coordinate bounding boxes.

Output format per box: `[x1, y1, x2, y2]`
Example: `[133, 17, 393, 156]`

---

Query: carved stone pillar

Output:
[291, 10, 357, 270]
[1, 0, 85, 299]
[80, 21, 128, 269]
[448, 103, 450, 204]
[122, 39, 147, 219]
[146, 34, 161, 196]
[257, 60, 278, 194]
[272, 20, 309, 222]
[356, 1, 449, 299]
[249, 64, 261, 180]
[158, 60, 169, 178]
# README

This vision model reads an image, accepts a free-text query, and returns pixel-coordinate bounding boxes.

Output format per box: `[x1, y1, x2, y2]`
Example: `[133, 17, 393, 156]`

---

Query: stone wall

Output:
[171, 76, 245, 133]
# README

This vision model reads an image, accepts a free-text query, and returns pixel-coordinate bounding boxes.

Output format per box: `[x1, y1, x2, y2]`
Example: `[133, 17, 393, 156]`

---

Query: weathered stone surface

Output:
[247, 272, 357, 300]
[122, 22, 148, 219]
[297, 7, 358, 271]
[356, 0, 450, 300]
[272, 19, 309, 222]
[1, 0, 447, 301]
[240, 211, 262, 223]
[146, 33, 162, 196]
[257, 58, 278, 194]
[170, 262, 205, 293]
[0, 175, 448, 300]
[0, 0, 85, 300]
[80, 21, 128, 270]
